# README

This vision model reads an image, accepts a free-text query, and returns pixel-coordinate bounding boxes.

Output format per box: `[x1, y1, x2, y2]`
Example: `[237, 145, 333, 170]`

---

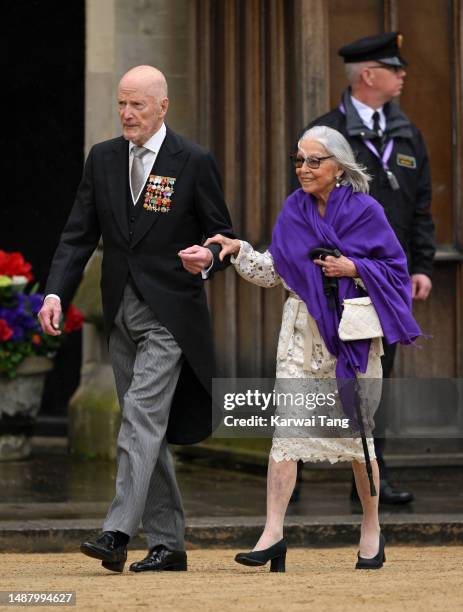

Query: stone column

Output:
[293, 0, 330, 123]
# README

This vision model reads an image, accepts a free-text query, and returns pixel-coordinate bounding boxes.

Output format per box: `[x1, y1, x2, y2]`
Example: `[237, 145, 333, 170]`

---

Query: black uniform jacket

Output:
[45, 126, 234, 445]
[295, 89, 435, 277]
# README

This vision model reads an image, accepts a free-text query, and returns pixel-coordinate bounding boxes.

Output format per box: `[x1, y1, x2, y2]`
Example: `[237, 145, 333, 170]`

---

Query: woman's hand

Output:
[313, 255, 357, 278]
[204, 234, 241, 261]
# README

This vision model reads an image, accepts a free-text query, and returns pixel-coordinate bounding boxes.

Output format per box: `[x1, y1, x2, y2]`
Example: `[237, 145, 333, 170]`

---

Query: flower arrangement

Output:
[0, 250, 84, 378]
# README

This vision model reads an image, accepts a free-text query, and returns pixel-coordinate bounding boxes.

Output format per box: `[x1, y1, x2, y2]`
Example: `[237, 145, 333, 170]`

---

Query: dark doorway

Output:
[4, 0, 85, 427]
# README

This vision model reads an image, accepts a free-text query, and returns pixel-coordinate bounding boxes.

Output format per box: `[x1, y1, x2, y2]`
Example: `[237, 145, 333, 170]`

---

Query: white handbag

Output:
[338, 296, 383, 341]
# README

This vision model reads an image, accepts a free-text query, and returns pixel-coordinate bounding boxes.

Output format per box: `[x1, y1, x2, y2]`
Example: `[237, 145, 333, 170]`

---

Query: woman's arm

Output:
[204, 235, 282, 288]
[233, 241, 282, 288]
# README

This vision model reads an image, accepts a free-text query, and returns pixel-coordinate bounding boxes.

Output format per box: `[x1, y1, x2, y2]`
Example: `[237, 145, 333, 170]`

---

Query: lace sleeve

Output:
[231, 240, 282, 288]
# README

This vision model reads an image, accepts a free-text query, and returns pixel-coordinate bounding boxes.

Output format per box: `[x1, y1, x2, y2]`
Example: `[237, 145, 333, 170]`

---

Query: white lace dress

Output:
[232, 241, 383, 464]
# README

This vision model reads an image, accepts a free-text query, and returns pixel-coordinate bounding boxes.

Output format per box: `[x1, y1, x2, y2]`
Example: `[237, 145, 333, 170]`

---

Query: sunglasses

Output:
[290, 154, 335, 169]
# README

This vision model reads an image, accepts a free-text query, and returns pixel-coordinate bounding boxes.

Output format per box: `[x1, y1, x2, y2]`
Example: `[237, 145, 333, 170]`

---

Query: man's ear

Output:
[362, 67, 374, 87]
[160, 97, 169, 116]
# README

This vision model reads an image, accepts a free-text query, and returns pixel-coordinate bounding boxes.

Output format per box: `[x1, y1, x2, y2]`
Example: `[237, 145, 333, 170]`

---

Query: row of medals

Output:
[143, 176, 176, 213]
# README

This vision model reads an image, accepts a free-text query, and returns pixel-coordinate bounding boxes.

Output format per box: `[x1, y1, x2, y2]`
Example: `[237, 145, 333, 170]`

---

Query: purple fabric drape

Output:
[268, 185, 421, 381]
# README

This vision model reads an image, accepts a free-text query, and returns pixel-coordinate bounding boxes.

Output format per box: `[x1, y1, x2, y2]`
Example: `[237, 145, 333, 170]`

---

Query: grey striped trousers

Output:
[102, 283, 185, 550]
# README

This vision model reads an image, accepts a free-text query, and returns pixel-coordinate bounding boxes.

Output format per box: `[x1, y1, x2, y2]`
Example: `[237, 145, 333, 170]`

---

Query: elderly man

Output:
[39, 65, 233, 572]
[294, 32, 435, 504]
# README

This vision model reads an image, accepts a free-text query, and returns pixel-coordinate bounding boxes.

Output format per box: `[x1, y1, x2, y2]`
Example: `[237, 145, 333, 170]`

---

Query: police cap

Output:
[338, 32, 407, 66]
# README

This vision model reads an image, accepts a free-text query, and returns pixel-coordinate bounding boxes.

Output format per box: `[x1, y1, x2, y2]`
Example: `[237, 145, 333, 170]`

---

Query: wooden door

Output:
[191, 0, 463, 443]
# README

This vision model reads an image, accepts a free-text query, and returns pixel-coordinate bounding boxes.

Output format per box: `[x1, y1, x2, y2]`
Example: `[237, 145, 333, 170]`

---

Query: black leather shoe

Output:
[350, 481, 360, 502]
[289, 461, 303, 504]
[355, 533, 386, 570]
[379, 479, 414, 505]
[350, 479, 414, 505]
[129, 545, 187, 572]
[289, 481, 301, 504]
[235, 539, 287, 572]
[80, 532, 128, 573]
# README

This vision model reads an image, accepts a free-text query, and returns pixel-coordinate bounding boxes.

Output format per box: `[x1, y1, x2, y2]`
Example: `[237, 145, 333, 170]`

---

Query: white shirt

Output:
[129, 123, 167, 204]
[351, 96, 386, 133]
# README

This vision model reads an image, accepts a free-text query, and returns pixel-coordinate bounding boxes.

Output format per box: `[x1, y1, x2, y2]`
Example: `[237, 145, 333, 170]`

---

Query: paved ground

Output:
[1, 442, 463, 551]
[0, 547, 462, 611]
[1, 445, 463, 520]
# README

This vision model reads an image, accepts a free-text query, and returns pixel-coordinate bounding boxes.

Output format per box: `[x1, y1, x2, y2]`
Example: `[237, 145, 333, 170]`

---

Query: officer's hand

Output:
[178, 245, 213, 274]
[411, 274, 432, 300]
[313, 255, 357, 278]
[38, 297, 62, 336]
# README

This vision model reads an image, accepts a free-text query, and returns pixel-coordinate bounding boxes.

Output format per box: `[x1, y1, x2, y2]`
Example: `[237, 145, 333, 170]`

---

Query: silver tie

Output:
[131, 146, 149, 202]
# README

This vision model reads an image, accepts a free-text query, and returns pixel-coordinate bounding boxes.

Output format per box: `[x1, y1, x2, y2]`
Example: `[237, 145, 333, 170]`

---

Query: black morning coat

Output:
[45, 126, 234, 445]
[293, 89, 436, 278]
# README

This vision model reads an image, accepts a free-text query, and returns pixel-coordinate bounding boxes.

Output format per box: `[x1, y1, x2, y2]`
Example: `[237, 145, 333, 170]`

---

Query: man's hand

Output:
[178, 245, 213, 274]
[411, 273, 432, 300]
[313, 255, 357, 278]
[38, 297, 62, 336]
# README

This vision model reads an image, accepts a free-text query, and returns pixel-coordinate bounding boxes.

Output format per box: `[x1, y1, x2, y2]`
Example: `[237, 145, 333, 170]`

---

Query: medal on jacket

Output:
[143, 175, 176, 212]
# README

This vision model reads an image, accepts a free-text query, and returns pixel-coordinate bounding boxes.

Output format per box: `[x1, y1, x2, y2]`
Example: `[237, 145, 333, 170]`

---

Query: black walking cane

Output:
[309, 247, 377, 497]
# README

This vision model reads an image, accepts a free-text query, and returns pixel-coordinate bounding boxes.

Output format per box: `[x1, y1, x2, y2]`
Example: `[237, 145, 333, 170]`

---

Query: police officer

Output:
[293, 32, 435, 504]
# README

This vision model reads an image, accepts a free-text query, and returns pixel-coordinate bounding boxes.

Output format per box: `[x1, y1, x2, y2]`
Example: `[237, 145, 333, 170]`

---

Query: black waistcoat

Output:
[127, 169, 151, 241]
[125, 169, 153, 299]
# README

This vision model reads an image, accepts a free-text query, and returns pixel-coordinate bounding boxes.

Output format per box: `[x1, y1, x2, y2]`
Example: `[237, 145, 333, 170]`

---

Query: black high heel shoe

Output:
[235, 539, 287, 572]
[355, 533, 386, 570]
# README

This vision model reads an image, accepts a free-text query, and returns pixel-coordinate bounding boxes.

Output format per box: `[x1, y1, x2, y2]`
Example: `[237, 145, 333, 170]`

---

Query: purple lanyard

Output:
[339, 102, 394, 171]
[363, 138, 394, 171]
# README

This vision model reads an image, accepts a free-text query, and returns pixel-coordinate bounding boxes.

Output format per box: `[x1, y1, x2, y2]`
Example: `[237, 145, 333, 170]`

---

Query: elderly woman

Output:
[205, 126, 421, 572]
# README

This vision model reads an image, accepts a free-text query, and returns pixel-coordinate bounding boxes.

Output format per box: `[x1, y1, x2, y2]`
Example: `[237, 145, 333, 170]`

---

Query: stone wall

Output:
[86, 0, 194, 154]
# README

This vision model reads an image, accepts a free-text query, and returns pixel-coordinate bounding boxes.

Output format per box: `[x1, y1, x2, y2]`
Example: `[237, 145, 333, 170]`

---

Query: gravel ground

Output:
[0, 547, 462, 612]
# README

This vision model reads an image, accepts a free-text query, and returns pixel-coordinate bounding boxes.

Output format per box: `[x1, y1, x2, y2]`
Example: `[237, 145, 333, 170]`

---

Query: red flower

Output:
[64, 304, 84, 333]
[0, 250, 34, 281]
[32, 334, 42, 345]
[0, 318, 13, 342]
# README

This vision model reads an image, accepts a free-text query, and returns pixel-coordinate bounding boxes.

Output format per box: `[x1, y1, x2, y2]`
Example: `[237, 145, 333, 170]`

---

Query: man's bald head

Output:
[117, 65, 169, 145]
[119, 65, 168, 99]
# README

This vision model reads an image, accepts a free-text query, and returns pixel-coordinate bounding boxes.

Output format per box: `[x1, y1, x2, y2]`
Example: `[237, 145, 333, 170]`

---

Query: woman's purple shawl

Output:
[268, 185, 421, 381]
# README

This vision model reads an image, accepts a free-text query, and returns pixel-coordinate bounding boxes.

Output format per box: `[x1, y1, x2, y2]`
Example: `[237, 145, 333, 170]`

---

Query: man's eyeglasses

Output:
[290, 154, 334, 169]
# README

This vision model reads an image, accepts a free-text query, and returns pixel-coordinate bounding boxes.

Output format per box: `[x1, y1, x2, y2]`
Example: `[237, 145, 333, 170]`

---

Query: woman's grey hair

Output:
[298, 125, 371, 193]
